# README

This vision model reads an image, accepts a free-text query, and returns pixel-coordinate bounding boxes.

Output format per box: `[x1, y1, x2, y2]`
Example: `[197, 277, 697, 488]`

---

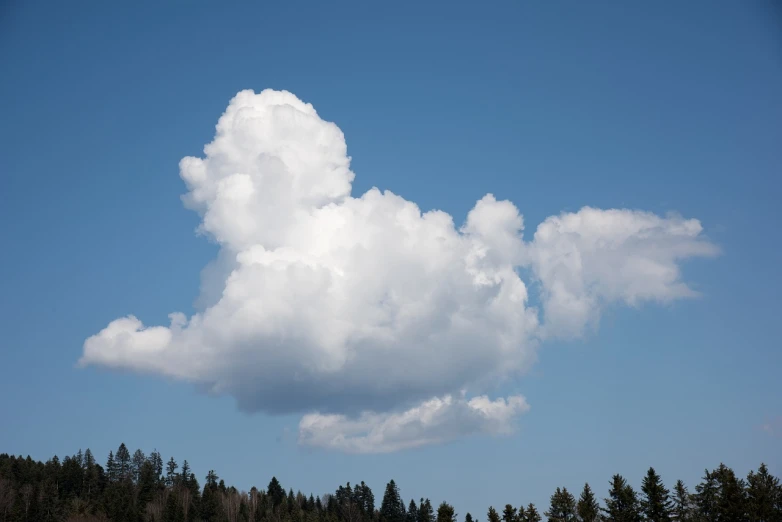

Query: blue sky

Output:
[1, 0, 781, 517]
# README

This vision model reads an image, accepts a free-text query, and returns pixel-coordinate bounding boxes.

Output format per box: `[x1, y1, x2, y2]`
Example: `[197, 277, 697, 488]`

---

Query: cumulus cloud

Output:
[526, 207, 719, 338]
[299, 395, 530, 454]
[80, 89, 718, 453]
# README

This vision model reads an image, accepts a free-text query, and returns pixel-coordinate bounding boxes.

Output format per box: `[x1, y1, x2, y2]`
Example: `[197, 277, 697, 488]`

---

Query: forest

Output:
[0, 444, 779, 522]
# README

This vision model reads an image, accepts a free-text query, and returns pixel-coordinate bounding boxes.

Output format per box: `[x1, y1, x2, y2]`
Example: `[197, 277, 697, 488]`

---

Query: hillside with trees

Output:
[0, 444, 779, 522]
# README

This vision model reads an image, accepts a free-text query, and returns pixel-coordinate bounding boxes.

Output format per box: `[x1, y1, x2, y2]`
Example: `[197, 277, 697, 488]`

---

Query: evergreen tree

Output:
[438, 502, 457, 522]
[419, 499, 436, 522]
[131, 448, 146, 484]
[38, 478, 61, 522]
[746, 464, 781, 522]
[288, 487, 297, 514]
[641, 468, 673, 522]
[408, 499, 419, 522]
[361, 480, 376, 515]
[488, 507, 502, 522]
[137, 459, 157, 513]
[83, 449, 100, 505]
[205, 470, 219, 488]
[165, 457, 178, 487]
[695, 469, 719, 522]
[268, 476, 286, 508]
[83, 448, 95, 469]
[381, 480, 406, 522]
[546, 488, 577, 522]
[164, 489, 185, 522]
[578, 483, 601, 522]
[714, 464, 746, 522]
[517, 505, 526, 522]
[61, 454, 84, 499]
[504, 505, 519, 522]
[116, 443, 131, 481]
[672, 480, 693, 522]
[106, 451, 117, 483]
[466, 513, 475, 522]
[603, 475, 641, 522]
[149, 450, 164, 482]
[201, 471, 221, 521]
[180, 460, 192, 488]
[527, 504, 543, 522]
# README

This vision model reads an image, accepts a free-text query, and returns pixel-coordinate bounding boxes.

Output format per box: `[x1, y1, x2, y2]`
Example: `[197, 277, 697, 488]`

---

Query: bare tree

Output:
[145, 490, 166, 522]
[249, 487, 261, 518]
[0, 478, 15, 522]
[340, 497, 363, 522]
[21, 484, 33, 518]
[179, 486, 192, 521]
[221, 488, 242, 522]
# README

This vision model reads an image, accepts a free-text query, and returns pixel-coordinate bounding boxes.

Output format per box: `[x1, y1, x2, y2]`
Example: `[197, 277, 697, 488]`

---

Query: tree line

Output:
[0, 444, 779, 522]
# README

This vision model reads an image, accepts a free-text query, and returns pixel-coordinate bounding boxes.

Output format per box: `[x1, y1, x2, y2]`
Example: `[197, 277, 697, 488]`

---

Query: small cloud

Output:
[760, 416, 782, 437]
[298, 394, 529, 454]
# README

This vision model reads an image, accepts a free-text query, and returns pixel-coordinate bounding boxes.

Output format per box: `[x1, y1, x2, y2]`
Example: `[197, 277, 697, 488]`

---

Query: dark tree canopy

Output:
[0, 445, 778, 522]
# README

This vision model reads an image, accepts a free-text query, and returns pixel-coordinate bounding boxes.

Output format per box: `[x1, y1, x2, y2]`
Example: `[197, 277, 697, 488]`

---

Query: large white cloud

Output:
[80, 89, 718, 452]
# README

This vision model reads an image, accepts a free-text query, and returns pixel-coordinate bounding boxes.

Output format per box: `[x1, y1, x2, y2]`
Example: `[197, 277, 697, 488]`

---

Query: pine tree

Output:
[268, 476, 285, 508]
[149, 450, 164, 483]
[83, 449, 99, 504]
[408, 499, 419, 522]
[83, 448, 95, 469]
[466, 513, 475, 522]
[438, 502, 457, 522]
[180, 460, 191, 488]
[504, 505, 519, 522]
[714, 464, 746, 522]
[165, 457, 178, 487]
[137, 460, 157, 512]
[546, 488, 577, 522]
[38, 478, 61, 522]
[695, 469, 719, 522]
[106, 451, 117, 483]
[746, 464, 781, 522]
[288, 488, 297, 514]
[116, 443, 131, 481]
[672, 480, 693, 522]
[61, 454, 84, 499]
[488, 507, 502, 522]
[420, 499, 436, 522]
[578, 483, 601, 522]
[131, 449, 146, 484]
[201, 471, 221, 520]
[641, 468, 673, 522]
[164, 489, 185, 522]
[603, 475, 641, 522]
[381, 480, 406, 522]
[361, 481, 376, 515]
[527, 504, 543, 522]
